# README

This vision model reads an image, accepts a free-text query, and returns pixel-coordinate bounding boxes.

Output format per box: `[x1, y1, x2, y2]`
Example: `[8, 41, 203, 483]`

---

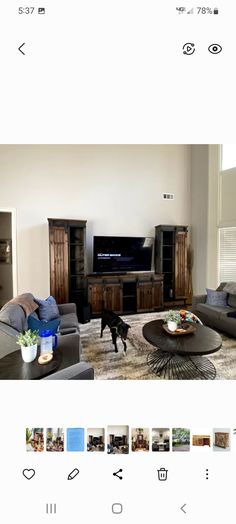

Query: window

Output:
[219, 227, 236, 282]
[222, 144, 236, 171]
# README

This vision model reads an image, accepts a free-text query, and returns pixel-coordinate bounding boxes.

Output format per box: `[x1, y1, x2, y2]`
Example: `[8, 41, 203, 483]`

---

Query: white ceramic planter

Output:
[21, 343, 37, 363]
[167, 320, 177, 332]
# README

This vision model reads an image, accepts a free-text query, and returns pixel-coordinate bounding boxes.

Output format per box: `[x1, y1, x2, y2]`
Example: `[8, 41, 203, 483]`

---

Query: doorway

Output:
[0, 210, 17, 307]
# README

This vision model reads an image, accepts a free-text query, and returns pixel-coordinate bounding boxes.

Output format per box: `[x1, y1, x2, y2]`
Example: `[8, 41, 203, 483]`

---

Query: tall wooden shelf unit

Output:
[154, 225, 188, 306]
[48, 218, 87, 319]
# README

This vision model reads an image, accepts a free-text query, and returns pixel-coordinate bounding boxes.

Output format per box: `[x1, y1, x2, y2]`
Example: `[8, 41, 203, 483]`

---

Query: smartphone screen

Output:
[0, 1, 236, 522]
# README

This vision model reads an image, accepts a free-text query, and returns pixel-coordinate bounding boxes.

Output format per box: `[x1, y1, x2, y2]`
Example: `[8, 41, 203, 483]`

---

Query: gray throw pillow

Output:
[206, 288, 227, 307]
[223, 282, 236, 295]
[0, 304, 26, 332]
[34, 296, 60, 321]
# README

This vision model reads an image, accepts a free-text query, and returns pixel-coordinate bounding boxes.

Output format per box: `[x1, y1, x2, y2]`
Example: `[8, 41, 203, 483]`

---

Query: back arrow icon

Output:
[18, 43, 26, 55]
[180, 504, 187, 514]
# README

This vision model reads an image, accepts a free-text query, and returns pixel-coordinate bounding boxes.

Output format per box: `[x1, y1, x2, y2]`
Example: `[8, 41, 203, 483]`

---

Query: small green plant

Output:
[164, 310, 181, 324]
[16, 329, 38, 347]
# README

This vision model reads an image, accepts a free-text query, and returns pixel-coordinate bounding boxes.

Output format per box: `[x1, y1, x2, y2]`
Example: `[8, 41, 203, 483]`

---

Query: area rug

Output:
[80, 312, 236, 380]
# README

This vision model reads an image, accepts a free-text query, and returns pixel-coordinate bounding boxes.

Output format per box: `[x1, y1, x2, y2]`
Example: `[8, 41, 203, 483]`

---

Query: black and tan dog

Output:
[101, 308, 131, 353]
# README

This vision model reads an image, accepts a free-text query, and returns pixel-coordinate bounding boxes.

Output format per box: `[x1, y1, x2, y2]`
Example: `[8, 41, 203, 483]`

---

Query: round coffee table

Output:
[0, 347, 62, 380]
[143, 319, 222, 380]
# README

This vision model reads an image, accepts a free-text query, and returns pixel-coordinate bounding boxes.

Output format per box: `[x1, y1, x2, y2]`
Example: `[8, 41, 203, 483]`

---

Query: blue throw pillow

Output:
[28, 314, 60, 335]
[206, 288, 227, 307]
[34, 296, 60, 321]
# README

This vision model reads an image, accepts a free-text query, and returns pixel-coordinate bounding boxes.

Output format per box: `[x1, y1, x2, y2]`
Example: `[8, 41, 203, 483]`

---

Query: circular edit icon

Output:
[183, 43, 195, 55]
[208, 43, 222, 54]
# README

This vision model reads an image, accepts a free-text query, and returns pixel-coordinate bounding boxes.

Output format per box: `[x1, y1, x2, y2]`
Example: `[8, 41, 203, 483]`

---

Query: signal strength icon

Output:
[187, 8, 194, 14]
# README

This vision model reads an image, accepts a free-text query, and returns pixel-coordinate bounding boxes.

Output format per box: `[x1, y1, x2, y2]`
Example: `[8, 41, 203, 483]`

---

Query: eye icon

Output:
[208, 44, 222, 54]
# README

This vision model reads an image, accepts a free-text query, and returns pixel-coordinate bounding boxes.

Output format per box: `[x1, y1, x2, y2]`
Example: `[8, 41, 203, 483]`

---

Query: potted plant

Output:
[164, 310, 181, 332]
[16, 329, 39, 363]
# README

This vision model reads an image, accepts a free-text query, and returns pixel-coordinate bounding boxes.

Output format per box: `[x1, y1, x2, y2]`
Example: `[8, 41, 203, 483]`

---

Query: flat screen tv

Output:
[93, 236, 153, 273]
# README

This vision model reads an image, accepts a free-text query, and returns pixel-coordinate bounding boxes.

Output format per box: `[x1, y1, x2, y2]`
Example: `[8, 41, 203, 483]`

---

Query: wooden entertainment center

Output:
[87, 272, 163, 316]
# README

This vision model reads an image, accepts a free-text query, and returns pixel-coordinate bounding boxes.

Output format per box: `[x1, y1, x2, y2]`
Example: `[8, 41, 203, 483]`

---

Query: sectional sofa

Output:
[0, 293, 94, 379]
[192, 282, 236, 338]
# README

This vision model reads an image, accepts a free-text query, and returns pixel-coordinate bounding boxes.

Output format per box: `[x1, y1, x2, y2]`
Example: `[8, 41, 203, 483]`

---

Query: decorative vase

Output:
[167, 320, 177, 332]
[21, 344, 37, 363]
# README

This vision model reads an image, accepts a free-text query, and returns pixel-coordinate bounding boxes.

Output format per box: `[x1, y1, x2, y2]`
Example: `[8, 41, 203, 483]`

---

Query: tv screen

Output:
[93, 236, 153, 273]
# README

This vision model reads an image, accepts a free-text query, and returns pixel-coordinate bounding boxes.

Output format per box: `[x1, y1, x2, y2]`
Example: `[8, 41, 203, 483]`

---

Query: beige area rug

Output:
[79, 312, 236, 380]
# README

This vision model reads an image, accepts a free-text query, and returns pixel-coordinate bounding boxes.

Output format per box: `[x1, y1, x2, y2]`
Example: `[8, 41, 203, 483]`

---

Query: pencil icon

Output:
[67, 468, 79, 480]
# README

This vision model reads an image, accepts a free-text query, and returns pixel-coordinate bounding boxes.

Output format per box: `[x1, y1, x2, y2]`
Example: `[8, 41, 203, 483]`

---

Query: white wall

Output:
[191, 145, 209, 294]
[108, 426, 129, 436]
[219, 168, 236, 226]
[0, 145, 191, 298]
[87, 428, 104, 438]
[152, 428, 169, 439]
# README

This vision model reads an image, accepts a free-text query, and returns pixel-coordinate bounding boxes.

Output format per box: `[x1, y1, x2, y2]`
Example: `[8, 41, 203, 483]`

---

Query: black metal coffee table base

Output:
[147, 349, 216, 380]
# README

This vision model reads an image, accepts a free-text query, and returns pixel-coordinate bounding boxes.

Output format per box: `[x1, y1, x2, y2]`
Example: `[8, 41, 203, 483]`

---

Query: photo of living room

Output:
[131, 428, 149, 451]
[1, 144, 236, 380]
[26, 427, 44, 452]
[107, 426, 129, 454]
[87, 428, 105, 452]
[152, 428, 170, 452]
[46, 428, 64, 452]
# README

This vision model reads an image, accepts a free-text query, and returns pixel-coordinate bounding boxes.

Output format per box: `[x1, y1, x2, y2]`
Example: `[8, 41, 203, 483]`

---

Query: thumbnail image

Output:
[46, 428, 64, 452]
[152, 428, 170, 452]
[67, 428, 84, 452]
[131, 428, 149, 451]
[26, 428, 44, 452]
[87, 428, 105, 451]
[192, 431, 211, 449]
[107, 426, 129, 454]
[172, 428, 190, 451]
[213, 429, 231, 451]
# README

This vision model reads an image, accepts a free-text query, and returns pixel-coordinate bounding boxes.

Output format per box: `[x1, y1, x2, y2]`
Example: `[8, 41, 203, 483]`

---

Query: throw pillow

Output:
[34, 296, 60, 321]
[223, 282, 236, 295]
[227, 310, 236, 318]
[205, 288, 228, 307]
[28, 314, 60, 335]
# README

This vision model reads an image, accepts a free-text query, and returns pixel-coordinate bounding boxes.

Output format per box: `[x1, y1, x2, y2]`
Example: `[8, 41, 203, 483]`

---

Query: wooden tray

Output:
[163, 322, 196, 336]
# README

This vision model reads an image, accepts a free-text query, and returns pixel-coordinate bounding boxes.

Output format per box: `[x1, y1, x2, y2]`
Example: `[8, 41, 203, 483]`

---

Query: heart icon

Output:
[22, 468, 36, 480]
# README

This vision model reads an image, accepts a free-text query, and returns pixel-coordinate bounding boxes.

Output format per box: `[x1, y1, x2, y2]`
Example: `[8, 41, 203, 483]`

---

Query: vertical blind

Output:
[219, 227, 236, 282]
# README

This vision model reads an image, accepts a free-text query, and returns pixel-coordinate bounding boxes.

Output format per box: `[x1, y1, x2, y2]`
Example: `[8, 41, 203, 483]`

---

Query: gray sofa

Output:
[192, 282, 236, 337]
[0, 293, 94, 380]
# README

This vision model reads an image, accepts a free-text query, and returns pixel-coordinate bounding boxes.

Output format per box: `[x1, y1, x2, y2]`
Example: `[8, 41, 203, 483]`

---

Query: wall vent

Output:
[162, 193, 174, 200]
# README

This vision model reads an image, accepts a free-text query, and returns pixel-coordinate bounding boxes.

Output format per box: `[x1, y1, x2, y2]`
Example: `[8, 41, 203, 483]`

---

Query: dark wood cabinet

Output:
[48, 218, 87, 317]
[103, 283, 123, 313]
[137, 282, 154, 313]
[87, 273, 163, 316]
[49, 225, 69, 304]
[214, 432, 229, 449]
[154, 225, 188, 305]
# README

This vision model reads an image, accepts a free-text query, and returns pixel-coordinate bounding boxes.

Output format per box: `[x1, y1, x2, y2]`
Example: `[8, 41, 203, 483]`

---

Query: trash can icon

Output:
[157, 467, 168, 481]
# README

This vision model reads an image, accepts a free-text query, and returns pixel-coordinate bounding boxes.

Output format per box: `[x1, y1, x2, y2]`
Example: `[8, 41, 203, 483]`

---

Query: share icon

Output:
[113, 468, 123, 480]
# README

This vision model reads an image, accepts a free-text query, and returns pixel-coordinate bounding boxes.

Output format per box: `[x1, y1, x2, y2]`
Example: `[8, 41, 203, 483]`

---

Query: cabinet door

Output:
[137, 283, 154, 312]
[175, 231, 187, 299]
[49, 226, 69, 303]
[103, 284, 122, 313]
[153, 280, 163, 310]
[88, 283, 103, 314]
